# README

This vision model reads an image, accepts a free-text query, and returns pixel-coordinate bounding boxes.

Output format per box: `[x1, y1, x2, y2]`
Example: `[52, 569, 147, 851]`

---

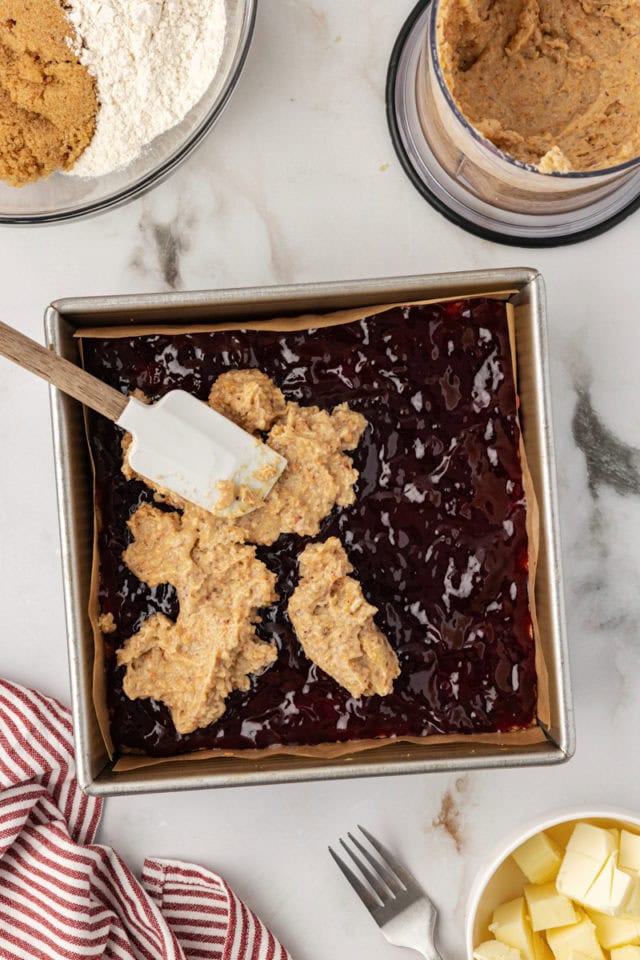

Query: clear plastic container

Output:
[0, 0, 255, 225]
[388, 1, 640, 245]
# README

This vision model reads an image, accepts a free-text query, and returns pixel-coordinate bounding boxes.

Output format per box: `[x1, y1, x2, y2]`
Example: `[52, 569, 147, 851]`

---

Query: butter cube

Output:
[533, 932, 554, 960]
[546, 915, 605, 960]
[621, 832, 640, 875]
[474, 941, 522, 960]
[581, 855, 615, 912]
[623, 878, 640, 919]
[557, 851, 604, 903]
[582, 853, 636, 916]
[525, 883, 578, 931]
[569, 824, 619, 861]
[490, 898, 535, 960]
[586, 911, 640, 949]
[557, 825, 618, 903]
[614, 866, 639, 916]
[611, 948, 640, 960]
[513, 833, 564, 884]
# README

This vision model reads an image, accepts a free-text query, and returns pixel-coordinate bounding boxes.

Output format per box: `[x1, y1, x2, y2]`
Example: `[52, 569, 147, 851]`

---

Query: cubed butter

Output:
[623, 878, 640, 919]
[614, 865, 639, 917]
[557, 825, 618, 903]
[557, 851, 605, 903]
[490, 898, 535, 960]
[546, 914, 605, 960]
[621, 832, 640, 876]
[525, 883, 578, 931]
[585, 911, 640, 950]
[611, 948, 640, 960]
[581, 855, 616, 912]
[533, 931, 554, 960]
[474, 941, 523, 960]
[513, 833, 564, 884]
[582, 853, 636, 916]
[568, 824, 619, 862]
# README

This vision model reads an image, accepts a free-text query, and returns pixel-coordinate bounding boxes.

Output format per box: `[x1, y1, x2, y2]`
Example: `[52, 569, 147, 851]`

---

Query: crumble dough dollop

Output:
[289, 538, 400, 699]
[208, 368, 287, 434]
[0, 0, 97, 186]
[437, 0, 640, 172]
[117, 369, 376, 733]
[117, 503, 278, 735]
[209, 370, 368, 545]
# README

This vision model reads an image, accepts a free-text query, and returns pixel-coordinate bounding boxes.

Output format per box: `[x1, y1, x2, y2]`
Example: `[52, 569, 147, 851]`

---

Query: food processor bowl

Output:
[387, 0, 640, 246]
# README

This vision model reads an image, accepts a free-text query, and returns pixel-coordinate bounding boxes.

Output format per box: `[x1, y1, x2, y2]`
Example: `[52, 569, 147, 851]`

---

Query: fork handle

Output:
[0, 320, 127, 421]
[383, 901, 441, 960]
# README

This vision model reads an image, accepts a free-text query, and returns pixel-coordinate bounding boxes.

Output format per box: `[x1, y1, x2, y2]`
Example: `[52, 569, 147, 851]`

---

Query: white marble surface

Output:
[2, 1, 640, 957]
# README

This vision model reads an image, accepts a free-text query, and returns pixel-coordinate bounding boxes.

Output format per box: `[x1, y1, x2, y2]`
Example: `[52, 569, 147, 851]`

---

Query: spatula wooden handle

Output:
[0, 320, 128, 421]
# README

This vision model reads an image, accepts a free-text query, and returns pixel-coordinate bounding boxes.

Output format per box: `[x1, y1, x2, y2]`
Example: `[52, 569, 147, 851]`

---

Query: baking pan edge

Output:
[46, 270, 574, 795]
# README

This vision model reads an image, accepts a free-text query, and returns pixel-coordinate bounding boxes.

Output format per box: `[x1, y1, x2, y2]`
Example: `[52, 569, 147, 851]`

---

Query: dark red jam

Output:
[82, 299, 535, 756]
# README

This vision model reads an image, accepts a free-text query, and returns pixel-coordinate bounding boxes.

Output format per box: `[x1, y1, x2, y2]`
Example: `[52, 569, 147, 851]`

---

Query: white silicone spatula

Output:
[0, 320, 286, 517]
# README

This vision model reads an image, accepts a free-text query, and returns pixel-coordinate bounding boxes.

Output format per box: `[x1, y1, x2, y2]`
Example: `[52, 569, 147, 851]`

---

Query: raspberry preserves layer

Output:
[83, 298, 536, 756]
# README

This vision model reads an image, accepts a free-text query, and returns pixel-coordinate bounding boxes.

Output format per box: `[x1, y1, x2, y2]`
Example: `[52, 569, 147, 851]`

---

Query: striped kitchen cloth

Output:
[0, 679, 292, 960]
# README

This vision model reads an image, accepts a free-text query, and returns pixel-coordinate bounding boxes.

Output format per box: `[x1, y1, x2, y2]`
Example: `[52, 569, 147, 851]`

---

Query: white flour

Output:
[66, 0, 226, 178]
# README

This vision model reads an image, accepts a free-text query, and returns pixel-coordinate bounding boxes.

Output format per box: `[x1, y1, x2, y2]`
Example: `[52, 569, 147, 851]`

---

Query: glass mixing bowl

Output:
[0, 0, 256, 224]
[388, 0, 640, 245]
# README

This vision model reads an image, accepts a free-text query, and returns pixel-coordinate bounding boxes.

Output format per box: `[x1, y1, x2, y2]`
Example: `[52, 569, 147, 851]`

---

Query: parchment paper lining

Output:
[78, 293, 547, 772]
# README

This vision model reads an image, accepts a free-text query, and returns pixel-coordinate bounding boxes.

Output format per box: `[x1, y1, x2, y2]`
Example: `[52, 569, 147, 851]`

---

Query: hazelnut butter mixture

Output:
[289, 538, 401, 700]
[437, 0, 640, 172]
[210, 371, 367, 546]
[118, 503, 278, 735]
[0, 1, 96, 186]
[117, 369, 399, 735]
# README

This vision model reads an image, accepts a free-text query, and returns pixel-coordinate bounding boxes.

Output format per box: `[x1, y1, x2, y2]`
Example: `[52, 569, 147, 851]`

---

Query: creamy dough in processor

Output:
[437, 0, 640, 172]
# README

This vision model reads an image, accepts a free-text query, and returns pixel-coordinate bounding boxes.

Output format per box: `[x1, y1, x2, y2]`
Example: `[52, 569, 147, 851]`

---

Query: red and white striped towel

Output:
[0, 679, 292, 960]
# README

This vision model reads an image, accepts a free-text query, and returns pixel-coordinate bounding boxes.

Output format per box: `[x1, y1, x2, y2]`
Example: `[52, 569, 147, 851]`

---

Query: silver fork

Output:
[329, 825, 443, 960]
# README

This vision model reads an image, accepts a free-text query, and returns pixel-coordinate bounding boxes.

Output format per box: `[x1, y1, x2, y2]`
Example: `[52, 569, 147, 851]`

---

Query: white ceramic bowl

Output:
[466, 807, 640, 958]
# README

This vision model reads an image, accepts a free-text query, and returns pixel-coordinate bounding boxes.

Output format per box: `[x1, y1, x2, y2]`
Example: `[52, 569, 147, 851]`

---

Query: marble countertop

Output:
[2, 2, 640, 957]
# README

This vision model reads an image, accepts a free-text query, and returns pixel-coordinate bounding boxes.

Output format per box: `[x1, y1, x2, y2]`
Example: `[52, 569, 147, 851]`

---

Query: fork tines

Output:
[329, 825, 419, 916]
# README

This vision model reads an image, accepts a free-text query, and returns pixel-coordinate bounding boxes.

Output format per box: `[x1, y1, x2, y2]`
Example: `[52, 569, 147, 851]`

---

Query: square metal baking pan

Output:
[46, 268, 574, 796]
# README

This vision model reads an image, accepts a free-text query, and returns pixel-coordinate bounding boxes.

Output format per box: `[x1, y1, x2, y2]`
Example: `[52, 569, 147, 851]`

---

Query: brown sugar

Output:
[0, 0, 97, 186]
